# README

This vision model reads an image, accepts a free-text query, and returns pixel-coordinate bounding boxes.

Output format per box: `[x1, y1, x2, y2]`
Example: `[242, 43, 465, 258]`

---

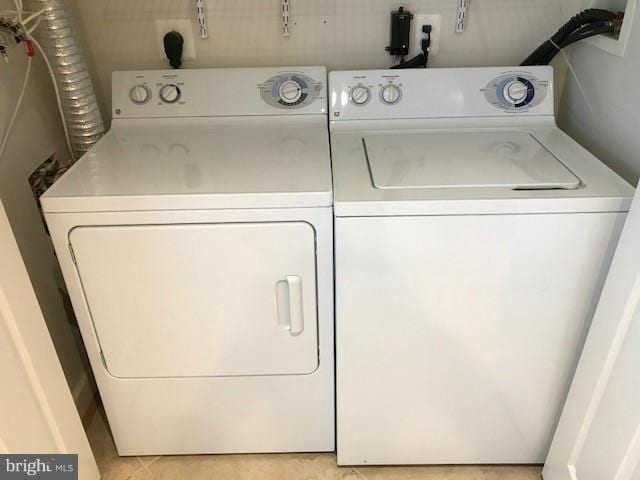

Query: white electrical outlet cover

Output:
[155, 19, 197, 61]
[585, 0, 636, 57]
[410, 14, 442, 56]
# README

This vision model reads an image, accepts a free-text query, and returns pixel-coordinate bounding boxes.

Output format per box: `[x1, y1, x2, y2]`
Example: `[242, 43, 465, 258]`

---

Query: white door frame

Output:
[0, 200, 99, 479]
[544, 184, 640, 480]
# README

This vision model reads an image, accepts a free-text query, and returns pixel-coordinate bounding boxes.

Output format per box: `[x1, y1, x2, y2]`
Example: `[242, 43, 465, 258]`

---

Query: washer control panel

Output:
[112, 67, 327, 118]
[482, 72, 549, 112]
[258, 72, 324, 109]
[329, 67, 553, 121]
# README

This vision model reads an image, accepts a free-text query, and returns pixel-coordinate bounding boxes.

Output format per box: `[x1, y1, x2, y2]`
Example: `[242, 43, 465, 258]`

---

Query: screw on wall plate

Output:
[196, 0, 208, 39]
[282, 0, 291, 37]
[456, 0, 468, 33]
[0, 31, 9, 62]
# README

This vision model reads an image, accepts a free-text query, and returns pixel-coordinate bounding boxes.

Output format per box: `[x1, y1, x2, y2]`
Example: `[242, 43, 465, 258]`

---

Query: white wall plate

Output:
[584, 0, 636, 57]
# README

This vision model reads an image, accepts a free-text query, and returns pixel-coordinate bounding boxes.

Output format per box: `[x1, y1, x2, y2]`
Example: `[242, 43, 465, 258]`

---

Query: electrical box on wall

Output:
[585, 0, 636, 56]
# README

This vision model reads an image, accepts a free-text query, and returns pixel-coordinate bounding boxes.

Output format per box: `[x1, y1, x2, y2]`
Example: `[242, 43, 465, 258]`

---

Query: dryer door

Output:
[69, 222, 318, 378]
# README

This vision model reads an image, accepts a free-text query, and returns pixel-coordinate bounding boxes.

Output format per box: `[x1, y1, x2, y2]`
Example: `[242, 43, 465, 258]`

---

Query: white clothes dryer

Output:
[42, 67, 334, 456]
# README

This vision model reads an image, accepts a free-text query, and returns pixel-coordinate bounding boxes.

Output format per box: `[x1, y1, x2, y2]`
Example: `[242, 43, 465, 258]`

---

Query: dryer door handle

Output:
[276, 275, 305, 336]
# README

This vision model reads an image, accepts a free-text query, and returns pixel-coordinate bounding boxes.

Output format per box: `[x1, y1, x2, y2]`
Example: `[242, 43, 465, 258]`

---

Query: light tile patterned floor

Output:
[86, 408, 542, 480]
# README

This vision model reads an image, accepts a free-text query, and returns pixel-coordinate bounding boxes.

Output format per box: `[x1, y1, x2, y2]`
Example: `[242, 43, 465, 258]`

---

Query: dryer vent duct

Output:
[26, 0, 104, 160]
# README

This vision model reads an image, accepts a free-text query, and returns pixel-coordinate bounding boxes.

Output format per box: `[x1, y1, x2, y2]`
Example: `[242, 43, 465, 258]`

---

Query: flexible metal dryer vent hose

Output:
[26, 0, 104, 160]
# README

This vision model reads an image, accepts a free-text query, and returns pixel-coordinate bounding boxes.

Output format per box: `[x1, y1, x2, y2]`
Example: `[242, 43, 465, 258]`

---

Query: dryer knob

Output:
[350, 85, 371, 106]
[278, 80, 303, 104]
[129, 84, 151, 104]
[160, 84, 182, 104]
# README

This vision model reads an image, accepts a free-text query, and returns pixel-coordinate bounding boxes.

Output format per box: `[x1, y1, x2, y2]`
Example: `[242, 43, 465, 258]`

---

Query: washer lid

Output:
[365, 131, 581, 190]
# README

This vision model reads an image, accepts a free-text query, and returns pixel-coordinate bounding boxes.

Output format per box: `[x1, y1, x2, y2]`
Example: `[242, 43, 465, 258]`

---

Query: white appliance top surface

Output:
[331, 127, 634, 216]
[329, 66, 633, 216]
[42, 116, 332, 213]
[365, 131, 580, 190]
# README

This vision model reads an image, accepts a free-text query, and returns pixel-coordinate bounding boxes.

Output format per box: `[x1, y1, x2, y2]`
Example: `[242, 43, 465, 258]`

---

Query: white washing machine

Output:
[42, 67, 334, 455]
[329, 67, 634, 465]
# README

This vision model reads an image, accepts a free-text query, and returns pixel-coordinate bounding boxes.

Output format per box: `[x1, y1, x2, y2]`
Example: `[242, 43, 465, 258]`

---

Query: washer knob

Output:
[380, 84, 402, 105]
[504, 80, 529, 104]
[350, 85, 371, 106]
[129, 84, 151, 104]
[279, 80, 303, 105]
[160, 84, 182, 104]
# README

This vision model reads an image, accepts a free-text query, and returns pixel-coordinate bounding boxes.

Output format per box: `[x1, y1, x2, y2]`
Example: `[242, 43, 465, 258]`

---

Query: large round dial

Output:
[503, 80, 529, 105]
[129, 84, 151, 104]
[159, 84, 181, 104]
[484, 73, 544, 111]
[350, 85, 371, 106]
[260, 73, 318, 109]
[380, 84, 402, 105]
[278, 80, 303, 105]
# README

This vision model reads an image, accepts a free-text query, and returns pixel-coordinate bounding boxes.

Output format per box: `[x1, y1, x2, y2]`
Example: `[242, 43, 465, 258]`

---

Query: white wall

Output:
[0, 0, 93, 414]
[557, 2, 640, 186]
[68, 0, 583, 120]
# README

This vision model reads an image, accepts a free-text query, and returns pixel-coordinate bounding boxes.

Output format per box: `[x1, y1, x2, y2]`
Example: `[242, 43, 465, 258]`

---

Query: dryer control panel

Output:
[329, 66, 554, 121]
[258, 73, 324, 109]
[112, 66, 327, 119]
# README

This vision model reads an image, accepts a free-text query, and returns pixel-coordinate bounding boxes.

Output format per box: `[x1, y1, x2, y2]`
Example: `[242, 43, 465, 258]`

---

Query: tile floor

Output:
[86, 408, 542, 480]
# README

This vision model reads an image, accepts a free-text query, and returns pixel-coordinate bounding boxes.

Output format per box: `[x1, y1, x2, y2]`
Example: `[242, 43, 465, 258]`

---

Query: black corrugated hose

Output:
[521, 9, 622, 66]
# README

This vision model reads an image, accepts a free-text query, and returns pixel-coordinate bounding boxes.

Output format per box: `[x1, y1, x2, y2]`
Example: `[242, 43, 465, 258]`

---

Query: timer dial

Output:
[380, 84, 402, 105]
[503, 80, 529, 105]
[159, 84, 181, 104]
[260, 73, 319, 109]
[129, 84, 151, 104]
[278, 80, 303, 105]
[350, 85, 371, 106]
[484, 73, 546, 111]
